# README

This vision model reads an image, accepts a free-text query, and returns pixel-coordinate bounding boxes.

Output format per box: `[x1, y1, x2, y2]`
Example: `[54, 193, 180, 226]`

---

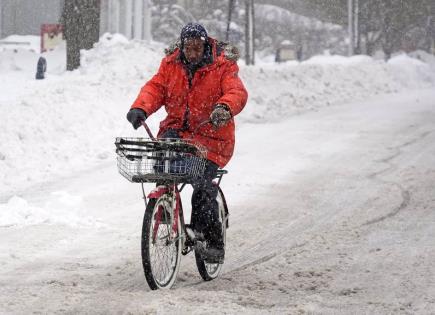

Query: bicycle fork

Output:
[144, 184, 187, 245]
[141, 183, 199, 255]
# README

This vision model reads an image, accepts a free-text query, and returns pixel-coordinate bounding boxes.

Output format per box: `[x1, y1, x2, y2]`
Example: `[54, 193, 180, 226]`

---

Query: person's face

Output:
[183, 38, 205, 64]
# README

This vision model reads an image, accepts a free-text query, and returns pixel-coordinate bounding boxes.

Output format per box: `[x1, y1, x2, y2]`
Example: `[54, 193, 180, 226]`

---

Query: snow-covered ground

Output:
[1, 35, 435, 313]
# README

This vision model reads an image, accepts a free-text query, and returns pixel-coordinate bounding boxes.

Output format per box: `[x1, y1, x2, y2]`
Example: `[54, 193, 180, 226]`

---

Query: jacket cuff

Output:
[131, 107, 148, 118]
[214, 103, 232, 116]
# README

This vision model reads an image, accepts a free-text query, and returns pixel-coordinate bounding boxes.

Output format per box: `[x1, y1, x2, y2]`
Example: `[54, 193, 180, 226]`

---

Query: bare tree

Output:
[357, 0, 382, 55]
[305, 0, 435, 57]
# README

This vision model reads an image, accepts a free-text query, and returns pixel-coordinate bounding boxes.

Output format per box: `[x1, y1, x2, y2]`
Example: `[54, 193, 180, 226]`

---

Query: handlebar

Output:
[141, 121, 156, 141]
[141, 119, 212, 141]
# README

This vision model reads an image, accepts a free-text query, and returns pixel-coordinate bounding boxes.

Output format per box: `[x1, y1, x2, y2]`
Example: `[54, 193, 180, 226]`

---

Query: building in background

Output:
[100, 0, 152, 40]
[0, 0, 152, 41]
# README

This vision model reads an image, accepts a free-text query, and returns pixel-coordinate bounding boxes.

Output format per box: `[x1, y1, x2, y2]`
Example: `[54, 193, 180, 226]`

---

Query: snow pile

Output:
[409, 50, 435, 68]
[239, 54, 435, 123]
[387, 53, 435, 88]
[0, 191, 102, 228]
[1, 33, 435, 203]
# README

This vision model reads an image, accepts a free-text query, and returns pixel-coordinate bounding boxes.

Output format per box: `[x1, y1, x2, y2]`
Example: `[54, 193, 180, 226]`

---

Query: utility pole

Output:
[0, 0, 3, 39]
[348, 0, 354, 56]
[245, 0, 255, 65]
[354, 0, 360, 54]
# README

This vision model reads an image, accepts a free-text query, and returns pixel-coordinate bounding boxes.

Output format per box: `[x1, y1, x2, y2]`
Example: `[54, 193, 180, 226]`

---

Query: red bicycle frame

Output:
[149, 185, 183, 243]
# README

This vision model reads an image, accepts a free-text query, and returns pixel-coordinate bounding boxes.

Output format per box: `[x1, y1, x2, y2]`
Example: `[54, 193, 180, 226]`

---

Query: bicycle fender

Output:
[147, 185, 169, 199]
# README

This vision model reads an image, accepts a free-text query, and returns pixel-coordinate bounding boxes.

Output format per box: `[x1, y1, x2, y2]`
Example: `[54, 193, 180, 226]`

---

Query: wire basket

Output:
[115, 137, 207, 183]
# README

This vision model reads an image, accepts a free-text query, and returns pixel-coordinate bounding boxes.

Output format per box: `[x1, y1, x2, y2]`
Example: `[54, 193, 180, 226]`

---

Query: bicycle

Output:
[115, 120, 229, 290]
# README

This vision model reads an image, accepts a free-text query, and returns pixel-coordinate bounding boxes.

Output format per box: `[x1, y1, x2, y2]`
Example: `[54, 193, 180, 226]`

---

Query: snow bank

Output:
[239, 53, 435, 123]
[1, 33, 435, 207]
[0, 192, 102, 228]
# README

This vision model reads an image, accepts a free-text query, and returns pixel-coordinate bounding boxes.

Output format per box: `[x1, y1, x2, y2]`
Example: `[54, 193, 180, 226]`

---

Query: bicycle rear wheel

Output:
[195, 188, 227, 281]
[141, 194, 181, 290]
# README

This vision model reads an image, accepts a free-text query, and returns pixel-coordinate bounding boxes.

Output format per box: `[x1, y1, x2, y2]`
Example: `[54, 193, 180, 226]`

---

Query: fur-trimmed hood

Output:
[164, 38, 240, 62]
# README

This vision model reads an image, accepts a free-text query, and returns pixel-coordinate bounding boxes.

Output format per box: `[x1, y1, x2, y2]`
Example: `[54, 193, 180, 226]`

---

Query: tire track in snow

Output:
[229, 241, 308, 274]
[362, 130, 432, 226]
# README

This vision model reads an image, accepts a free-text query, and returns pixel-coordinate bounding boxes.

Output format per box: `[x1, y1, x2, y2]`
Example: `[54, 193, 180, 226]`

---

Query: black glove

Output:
[126, 108, 147, 129]
[210, 104, 231, 128]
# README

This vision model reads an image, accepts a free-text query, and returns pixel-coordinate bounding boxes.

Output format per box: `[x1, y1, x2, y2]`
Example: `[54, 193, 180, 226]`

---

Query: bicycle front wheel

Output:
[195, 188, 227, 281]
[141, 194, 182, 290]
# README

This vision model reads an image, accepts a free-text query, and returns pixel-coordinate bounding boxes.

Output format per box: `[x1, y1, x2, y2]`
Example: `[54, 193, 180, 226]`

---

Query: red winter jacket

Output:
[130, 38, 248, 167]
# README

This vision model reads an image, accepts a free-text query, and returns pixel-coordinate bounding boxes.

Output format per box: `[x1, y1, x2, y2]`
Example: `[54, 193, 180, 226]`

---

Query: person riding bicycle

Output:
[126, 22, 248, 263]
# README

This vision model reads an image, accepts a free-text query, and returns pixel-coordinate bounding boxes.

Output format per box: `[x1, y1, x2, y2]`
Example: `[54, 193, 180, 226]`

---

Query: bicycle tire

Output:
[141, 194, 182, 290]
[195, 188, 227, 281]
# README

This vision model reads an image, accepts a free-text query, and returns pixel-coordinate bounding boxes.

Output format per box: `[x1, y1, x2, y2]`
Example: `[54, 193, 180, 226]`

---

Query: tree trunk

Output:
[354, 0, 361, 54]
[348, 0, 354, 56]
[82, 0, 101, 50]
[62, 0, 101, 71]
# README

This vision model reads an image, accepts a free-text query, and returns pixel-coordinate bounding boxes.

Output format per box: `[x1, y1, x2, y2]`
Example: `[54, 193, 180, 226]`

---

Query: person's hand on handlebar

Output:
[210, 104, 231, 128]
[126, 108, 147, 129]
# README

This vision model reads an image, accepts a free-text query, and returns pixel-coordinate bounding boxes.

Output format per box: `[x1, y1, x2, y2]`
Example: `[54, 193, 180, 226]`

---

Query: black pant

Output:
[191, 160, 222, 245]
[160, 129, 222, 245]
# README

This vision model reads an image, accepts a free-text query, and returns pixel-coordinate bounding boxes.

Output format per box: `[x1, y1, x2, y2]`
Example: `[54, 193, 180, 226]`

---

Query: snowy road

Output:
[1, 89, 435, 314]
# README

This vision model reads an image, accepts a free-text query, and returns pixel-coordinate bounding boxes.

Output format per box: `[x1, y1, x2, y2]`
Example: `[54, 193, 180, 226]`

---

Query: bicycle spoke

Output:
[148, 208, 179, 286]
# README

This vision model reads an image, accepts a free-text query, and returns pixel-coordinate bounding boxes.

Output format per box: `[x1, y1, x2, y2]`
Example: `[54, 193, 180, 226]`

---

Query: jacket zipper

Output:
[181, 71, 191, 131]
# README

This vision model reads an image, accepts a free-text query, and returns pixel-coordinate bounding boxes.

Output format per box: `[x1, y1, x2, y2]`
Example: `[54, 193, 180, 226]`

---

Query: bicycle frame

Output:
[137, 120, 209, 250]
[141, 175, 229, 249]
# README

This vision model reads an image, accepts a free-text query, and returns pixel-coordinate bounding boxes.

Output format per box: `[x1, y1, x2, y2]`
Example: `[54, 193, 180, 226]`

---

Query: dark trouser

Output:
[191, 160, 222, 245]
[160, 129, 222, 246]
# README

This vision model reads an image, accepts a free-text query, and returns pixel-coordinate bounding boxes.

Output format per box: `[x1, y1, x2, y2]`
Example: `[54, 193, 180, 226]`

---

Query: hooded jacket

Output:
[130, 37, 248, 167]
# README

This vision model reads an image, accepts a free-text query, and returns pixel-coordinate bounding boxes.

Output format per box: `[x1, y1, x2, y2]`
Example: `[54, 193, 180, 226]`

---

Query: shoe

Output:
[205, 240, 225, 264]
[205, 247, 224, 264]
[193, 239, 224, 264]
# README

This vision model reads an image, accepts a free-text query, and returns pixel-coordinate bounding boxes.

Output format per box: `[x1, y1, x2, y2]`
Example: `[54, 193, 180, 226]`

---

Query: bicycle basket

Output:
[115, 137, 207, 183]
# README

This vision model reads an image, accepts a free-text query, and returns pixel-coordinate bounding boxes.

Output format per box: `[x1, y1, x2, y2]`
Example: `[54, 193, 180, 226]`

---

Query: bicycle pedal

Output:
[181, 246, 193, 255]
